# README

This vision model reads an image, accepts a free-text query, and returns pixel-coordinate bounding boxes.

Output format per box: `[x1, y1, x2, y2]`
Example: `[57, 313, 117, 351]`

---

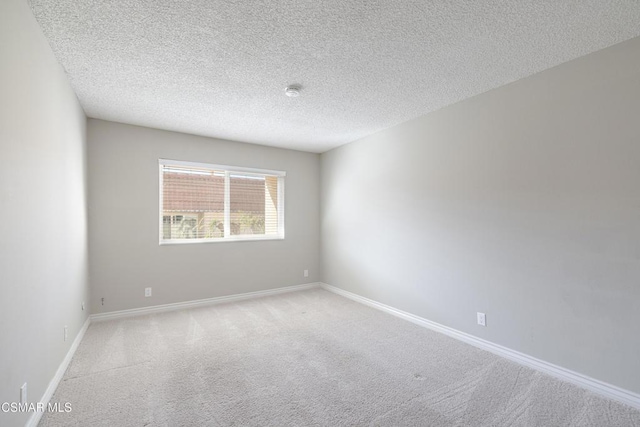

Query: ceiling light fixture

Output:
[285, 85, 301, 97]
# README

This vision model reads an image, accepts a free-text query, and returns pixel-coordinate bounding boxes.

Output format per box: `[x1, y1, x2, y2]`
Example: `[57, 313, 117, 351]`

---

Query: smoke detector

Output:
[285, 85, 301, 97]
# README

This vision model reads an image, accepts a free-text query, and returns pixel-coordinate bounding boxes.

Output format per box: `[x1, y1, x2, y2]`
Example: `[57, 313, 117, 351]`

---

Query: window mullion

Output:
[224, 171, 230, 238]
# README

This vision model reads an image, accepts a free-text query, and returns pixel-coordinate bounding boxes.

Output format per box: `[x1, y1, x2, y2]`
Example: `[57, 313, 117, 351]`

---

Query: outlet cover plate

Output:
[477, 312, 486, 326]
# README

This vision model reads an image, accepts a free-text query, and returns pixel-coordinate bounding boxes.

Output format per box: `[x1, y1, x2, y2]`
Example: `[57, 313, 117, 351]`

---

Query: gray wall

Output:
[321, 37, 640, 394]
[0, 0, 89, 425]
[88, 119, 320, 313]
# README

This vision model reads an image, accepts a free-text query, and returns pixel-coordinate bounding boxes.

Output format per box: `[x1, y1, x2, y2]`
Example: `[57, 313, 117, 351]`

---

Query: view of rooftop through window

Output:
[159, 160, 285, 243]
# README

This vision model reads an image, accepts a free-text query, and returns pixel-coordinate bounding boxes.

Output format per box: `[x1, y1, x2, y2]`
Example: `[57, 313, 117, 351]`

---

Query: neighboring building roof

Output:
[163, 173, 265, 213]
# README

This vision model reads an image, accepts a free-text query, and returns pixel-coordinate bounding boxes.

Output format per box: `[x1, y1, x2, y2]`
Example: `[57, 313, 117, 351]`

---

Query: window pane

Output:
[162, 167, 225, 239]
[230, 174, 268, 236]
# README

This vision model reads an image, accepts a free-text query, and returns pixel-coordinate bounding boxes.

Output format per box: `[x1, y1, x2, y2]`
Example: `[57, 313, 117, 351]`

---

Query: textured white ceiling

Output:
[30, 1, 640, 153]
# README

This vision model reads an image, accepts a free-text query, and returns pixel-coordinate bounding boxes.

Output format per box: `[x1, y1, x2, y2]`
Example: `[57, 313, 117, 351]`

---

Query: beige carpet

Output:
[40, 288, 640, 426]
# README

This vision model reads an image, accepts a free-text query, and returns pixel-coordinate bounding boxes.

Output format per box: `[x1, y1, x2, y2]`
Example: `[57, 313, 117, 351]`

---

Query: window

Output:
[159, 159, 285, 244]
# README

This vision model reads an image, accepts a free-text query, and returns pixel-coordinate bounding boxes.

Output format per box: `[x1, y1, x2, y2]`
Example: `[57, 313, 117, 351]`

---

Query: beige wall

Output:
[321, 37, 640, 394]
[0, 0, 89, 425]
[88, 119, 320, 313]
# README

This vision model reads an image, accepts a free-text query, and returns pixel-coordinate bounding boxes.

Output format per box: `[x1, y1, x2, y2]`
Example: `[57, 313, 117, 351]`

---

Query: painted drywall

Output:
[88, 119, 320, 313]
[321, 37, 640, 394]
[0, 0, 89, 425]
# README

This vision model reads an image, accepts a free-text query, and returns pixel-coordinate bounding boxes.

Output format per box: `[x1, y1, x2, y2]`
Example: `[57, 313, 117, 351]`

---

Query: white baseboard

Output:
[320, 282, 640, 410]
[26, 317, 91, 427]
[91, 282, 321, 322]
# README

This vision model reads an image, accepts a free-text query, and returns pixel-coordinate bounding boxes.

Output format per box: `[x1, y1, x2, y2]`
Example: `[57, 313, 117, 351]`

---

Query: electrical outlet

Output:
[477, 312, 486, 327]
[64, 326, 68, 341]
[145, 287, 152, 297]
[20, 383, 27, 404]
[303, 269, 309, 278]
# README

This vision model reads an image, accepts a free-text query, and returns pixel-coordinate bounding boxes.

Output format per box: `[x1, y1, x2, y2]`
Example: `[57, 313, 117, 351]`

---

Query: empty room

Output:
[2, 0, 640, 426]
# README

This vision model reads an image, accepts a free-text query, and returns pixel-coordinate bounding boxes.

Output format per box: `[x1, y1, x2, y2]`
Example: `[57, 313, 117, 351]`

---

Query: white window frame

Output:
[159, 159, 285, 245]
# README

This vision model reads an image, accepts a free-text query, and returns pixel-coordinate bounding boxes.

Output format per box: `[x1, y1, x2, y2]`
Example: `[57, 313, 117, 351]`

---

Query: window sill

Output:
[159, 235, 285, 245]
